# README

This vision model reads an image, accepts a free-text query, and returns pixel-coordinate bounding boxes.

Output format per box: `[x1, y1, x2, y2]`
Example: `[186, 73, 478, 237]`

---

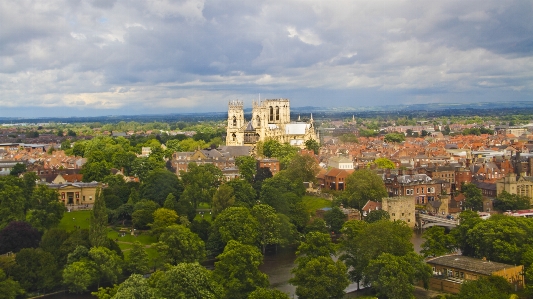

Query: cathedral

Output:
[225, 99, 318, 148]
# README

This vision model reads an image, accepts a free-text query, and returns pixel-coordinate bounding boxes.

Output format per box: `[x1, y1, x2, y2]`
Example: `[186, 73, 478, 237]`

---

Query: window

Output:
[392, 213, 395, 216]
[460, 272, 464, 279]
[233, 116, 237, 126]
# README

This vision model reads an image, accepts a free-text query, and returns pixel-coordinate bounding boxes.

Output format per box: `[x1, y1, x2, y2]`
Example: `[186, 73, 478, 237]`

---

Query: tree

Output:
[339, 133, 359, 143]
[304, 218, 329, 234]
[420, 226, 456, 258]
[140, 169, 184, 206]
[260, 172, 305, 215]
[88, 246, 123, 288]
[40, 228, 71, 265]
[9, 163, 26, 176]
[211, 207, 259, 247]
[82, 161, 110, 182]
[125, 242, 150, 275]
[212, 184, 236, 216]
[363, 252, 431, 299]
[150, 208, 178, 236]
[0, 221, 41, 254]
[252, 204, 283, 254]
[285, 154, 320, 184]
[462, 183, 483, 211]
[248, 288, 290, 299]
[235, 156, 257, 184]
[163, 193, 178, 212]
[384, 133, 405, 143]
[493, 191, 530, 212]
[451, 210, 482, 257]
[154, 224, 205, 265]
[304, 139, 320, 154]
[373, 157, 395, 169]
[12, 248, 60, 292]
[180, 163, 223, 208]
[212, 240, 269, 299]
[340, 220, 413, 285]
[364, 210, 390, 223]
[26, 185, 65, 231]
[457, 275, 513, 299]
[324, 206, 346, 234]
[111, 274, 157, 299]
[226, 179, 257, 208]
[0, 269, 24, 299]
[344, 169, 387, 209]
[63, 261, 98, 293]
[290, 256, 349, 299]
[90, 188, 108, 248]
[132, 200, 159, 229]
[154, 263, 222, 299]
[0, 183, 26, 228]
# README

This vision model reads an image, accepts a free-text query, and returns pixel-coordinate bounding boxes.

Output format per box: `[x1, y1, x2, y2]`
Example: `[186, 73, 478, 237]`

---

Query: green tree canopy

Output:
[373, 157, 396, 169]
[344, 169, 387, 209]
[493, 191, 530, 212]
[90, 188, 108, 248]
[420, 226, 456, 258]
[363, 252, 431, 299]
[140, 169, 184, 206]
[154, 263, 222, 299]
[125, 242, 150, 275]
[290, 256, 349, 299]
[212, 240, 269, 299]
[212, 184, 236, 216]
[252, 204, 283, 254]
[384, 132, 405, 143]
[153, 224, 205, 265]
[180, 163, 223, 208]
[304, 139, 320, 154]
[235, 156, 257, 184]
[462, 183, 483, 211]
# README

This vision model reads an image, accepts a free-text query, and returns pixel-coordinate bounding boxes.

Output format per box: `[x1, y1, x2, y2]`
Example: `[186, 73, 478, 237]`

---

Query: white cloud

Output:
[0, 0, 532, 117]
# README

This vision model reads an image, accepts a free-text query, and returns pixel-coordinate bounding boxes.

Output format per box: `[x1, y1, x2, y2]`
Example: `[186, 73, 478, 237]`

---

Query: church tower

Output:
[226, 100, 245, 145]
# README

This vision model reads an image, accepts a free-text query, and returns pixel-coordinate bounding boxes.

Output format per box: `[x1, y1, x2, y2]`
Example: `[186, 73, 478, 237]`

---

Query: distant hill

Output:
[1, 101, 532, 124]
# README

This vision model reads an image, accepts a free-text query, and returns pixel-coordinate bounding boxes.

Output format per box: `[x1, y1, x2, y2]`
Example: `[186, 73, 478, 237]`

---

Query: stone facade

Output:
[382, 196, 416, 227]
[225, 99, 318, 148]
[46, 182, 102, 206]
[496, 174, 533, 204]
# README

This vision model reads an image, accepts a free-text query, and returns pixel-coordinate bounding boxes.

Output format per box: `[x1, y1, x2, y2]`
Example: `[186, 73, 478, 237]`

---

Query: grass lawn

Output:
[194, 211, 213, 222]
[301, 195, 332, 214]
[58, 210, 92, 231]
[197, 202, 211, 209]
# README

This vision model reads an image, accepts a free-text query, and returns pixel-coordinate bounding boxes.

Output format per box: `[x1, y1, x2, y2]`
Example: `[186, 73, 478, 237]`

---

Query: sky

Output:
[1, 0, 532, 118]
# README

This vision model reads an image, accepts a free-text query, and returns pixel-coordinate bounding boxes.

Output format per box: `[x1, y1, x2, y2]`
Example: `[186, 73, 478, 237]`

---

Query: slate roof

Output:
[427, 255, 519, 275]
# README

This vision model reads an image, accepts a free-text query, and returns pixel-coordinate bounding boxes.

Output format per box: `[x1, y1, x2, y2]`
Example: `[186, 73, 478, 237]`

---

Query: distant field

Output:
[302, 195, 331, 214]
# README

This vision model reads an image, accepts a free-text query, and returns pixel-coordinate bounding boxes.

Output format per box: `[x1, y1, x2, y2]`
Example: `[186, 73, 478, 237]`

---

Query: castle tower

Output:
[226, 100, 245, 146]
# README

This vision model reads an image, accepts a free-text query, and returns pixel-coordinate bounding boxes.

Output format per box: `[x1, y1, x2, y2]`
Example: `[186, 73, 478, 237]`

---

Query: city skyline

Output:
[1, 0, 532, 117]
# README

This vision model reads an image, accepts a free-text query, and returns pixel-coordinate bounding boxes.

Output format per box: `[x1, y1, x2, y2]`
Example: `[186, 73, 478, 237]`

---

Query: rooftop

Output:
[427, 255, 520, 275]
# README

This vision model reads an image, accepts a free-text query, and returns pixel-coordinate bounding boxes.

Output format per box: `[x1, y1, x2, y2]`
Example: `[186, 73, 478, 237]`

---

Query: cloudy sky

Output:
[1, 0, 532, 117]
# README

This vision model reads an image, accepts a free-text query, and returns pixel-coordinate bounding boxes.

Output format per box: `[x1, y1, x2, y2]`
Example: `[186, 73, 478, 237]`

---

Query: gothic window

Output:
[269, 106, 273, 121]
[276, 106, 280, 121]
[232, 133, 236, 141]
[233, 116, 237, 127]
[256, 115, 261, 127]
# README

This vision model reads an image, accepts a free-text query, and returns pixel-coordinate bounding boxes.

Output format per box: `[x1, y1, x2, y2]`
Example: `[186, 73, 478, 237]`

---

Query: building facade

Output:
[225, 99, 318, 148]
[382, 196, 416, 227]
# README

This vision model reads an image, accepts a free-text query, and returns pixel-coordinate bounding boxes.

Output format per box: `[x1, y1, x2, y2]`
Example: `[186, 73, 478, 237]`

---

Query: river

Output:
[45, 232, 425, 298]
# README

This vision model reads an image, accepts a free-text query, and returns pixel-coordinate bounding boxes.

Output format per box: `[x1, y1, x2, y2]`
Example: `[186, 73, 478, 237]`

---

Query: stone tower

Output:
[226, 100, 245, 145]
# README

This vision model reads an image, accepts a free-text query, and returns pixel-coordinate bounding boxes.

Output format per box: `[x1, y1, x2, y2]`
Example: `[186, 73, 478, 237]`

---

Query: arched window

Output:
[232, 133, 236, 141]
[233, 116, 237, 127]
[256, 115, 261, 127]
[269, 106, 274, 121]
[276, 106, 280, 121]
